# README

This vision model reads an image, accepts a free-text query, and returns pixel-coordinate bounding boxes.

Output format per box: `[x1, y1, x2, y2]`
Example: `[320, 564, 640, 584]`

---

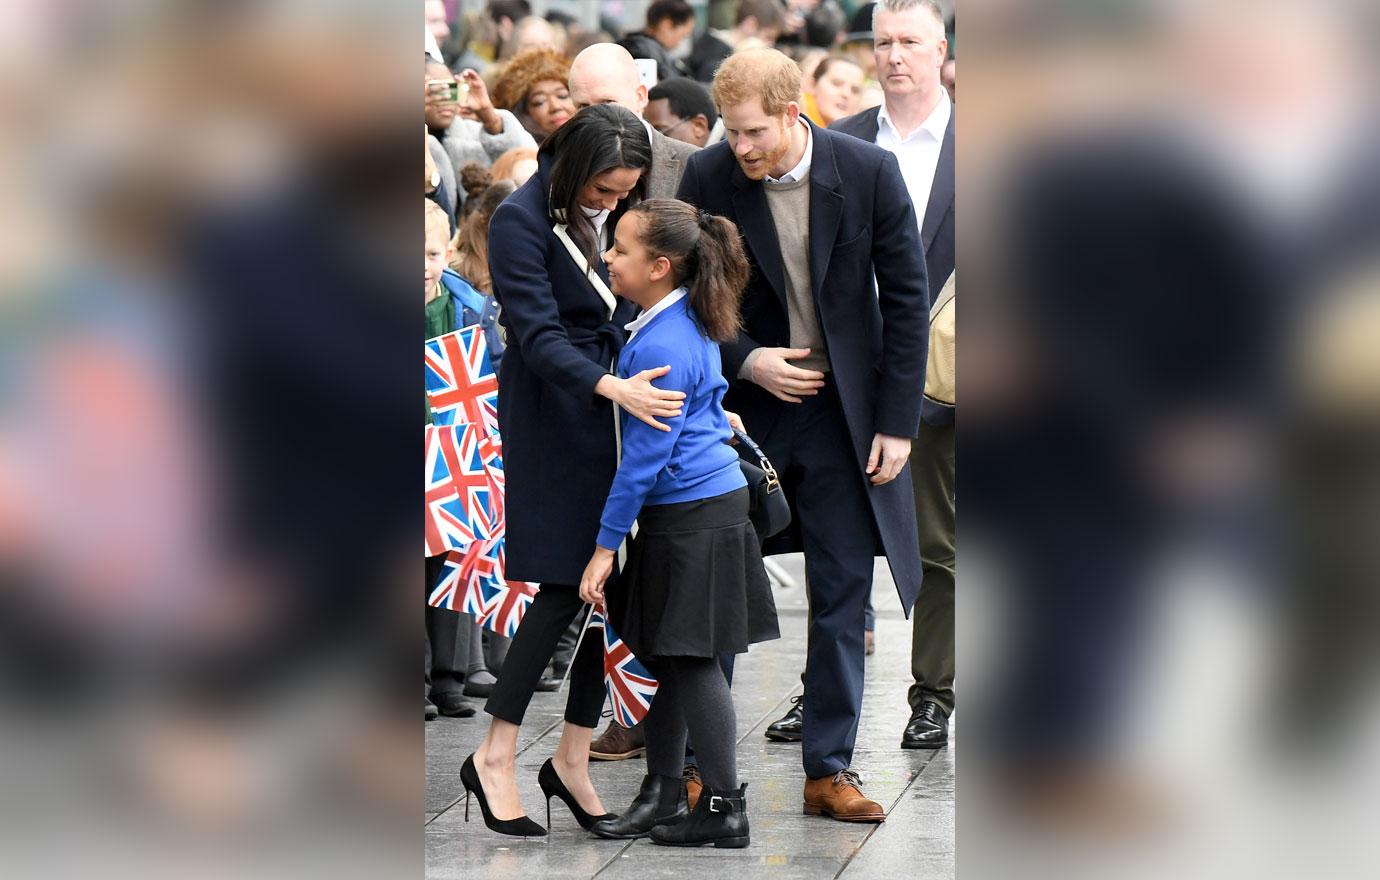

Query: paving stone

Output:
[425, 553, 955, 878]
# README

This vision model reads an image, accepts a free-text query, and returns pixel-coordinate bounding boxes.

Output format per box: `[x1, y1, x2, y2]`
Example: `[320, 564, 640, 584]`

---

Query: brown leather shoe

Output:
[683, 764, 703, 811]
[803, 769, 886, 822]
[589, 719, 646, 760]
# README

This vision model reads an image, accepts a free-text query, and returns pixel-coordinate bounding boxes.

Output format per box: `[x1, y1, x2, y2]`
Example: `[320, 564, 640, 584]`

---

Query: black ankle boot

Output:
[589, 773, 688, 839]
[649, 782, 749, 848]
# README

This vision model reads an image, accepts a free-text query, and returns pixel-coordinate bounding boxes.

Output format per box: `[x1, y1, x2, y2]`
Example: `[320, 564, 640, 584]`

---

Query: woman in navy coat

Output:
[460, 105, 685, 837]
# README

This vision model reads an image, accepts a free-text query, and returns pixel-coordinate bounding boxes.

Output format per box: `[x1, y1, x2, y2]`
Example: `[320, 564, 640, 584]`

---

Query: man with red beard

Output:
[676, 48, 929, 824]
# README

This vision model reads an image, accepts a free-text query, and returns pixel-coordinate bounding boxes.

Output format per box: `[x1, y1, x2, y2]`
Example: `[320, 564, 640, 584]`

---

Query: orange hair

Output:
[491, 48, 572, 113]
[712, 48, 802, 116]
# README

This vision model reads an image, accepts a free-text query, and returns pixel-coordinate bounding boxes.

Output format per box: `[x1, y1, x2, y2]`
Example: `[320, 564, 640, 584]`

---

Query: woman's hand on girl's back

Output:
[579, 547, 616, 605]
[596, 366, 685, 432]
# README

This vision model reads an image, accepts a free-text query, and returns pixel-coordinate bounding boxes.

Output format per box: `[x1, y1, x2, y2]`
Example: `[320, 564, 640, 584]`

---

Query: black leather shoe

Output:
[434, 693, 477, 718]
[649, 782, 749, 848]
[590, 773, 688, 839]
[765, 695, 803, 742]
[461, 672, 496, 698]
[901, 701, 949, 749]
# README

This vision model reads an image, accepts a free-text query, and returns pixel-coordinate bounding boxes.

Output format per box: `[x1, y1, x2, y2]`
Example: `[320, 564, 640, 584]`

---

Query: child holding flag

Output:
[579, 199, 779, 848]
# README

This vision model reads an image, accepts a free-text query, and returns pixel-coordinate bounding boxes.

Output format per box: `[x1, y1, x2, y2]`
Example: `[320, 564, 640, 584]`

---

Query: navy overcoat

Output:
[488, 157, 638, 585]
[675, 122, 929, 614]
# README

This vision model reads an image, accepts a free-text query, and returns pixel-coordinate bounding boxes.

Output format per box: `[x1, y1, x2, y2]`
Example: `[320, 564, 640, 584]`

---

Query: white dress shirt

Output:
[875, 92, 951, 237]
[624, 287, 688, 342]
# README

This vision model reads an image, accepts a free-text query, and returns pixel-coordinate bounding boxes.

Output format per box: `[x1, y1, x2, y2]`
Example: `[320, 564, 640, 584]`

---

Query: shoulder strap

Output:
[552, 222, 617, 319]
[732, 428, 781, 491]
[930, 271, 956, 320]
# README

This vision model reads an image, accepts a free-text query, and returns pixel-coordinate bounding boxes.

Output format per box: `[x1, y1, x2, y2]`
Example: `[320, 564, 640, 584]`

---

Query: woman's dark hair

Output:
[540, 103, 652, 268]
[626, 199, 747, 343]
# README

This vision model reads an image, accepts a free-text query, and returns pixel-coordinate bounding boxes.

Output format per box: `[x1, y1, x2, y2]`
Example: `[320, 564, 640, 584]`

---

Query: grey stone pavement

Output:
[425, 554, 955, 879]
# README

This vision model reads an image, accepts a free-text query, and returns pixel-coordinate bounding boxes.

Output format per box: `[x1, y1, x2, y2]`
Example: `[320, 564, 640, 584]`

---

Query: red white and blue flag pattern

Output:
[424, 424, 474, 557]
[589, 608, 659, 726]
[425, 326, 538, 638]
[425, 327, 500, 436]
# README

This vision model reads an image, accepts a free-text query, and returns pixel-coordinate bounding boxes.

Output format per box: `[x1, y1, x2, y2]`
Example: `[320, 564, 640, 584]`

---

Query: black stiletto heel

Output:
[460, 754, 547, 837]
[537, 758, 615, 831]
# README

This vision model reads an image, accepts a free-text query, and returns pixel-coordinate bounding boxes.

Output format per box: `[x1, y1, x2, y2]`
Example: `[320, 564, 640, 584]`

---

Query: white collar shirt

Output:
[875, 92, 951, 237]
[624, 287, 688, 342]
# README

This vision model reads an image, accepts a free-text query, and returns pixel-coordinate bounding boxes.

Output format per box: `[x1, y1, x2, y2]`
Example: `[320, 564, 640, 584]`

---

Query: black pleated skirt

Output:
[605, 486, 779, 659]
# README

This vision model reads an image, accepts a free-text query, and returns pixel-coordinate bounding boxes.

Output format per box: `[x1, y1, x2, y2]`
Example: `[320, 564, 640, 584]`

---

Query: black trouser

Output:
[484, 583, 605, 727]
[424, 554, 465, 699]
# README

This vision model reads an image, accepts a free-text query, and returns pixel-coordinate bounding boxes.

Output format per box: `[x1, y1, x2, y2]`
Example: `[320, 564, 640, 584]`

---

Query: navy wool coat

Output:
[831, 106, 955, 427]
[675, 122, 929, 614]
[488, 158, 637, 586]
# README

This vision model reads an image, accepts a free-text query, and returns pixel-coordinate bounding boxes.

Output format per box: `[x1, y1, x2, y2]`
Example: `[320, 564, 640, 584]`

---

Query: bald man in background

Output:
[567, 43, 698, 199]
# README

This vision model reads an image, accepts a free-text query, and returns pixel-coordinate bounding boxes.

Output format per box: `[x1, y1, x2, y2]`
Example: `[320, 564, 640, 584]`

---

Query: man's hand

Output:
[579, 547, 615, 605]
[750, 348, 826, 403]
[866, 433, 912, 485]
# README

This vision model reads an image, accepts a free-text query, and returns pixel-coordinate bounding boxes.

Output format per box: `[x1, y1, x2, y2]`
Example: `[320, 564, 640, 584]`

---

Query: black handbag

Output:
[733, 428, 791, 540]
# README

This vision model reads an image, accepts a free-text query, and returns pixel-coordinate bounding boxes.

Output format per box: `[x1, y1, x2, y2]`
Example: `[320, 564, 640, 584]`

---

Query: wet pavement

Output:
[425, 554, 954, 879]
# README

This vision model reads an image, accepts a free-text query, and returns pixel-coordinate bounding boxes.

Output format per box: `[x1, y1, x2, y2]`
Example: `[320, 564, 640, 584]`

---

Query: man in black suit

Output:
[830, 0, 956, 752]
[677, 47, 928, 823]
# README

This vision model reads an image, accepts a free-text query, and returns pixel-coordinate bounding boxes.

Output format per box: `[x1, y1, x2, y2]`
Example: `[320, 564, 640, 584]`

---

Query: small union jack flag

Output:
[424, 424, 474, 557]
[471, 541, 539, 637]
[428, 538, 539, 636]
[425, 326, 500, 435]
[589, 608, 659, 726]
[429, 543, 485, 611]
[444, 424, 503, 539]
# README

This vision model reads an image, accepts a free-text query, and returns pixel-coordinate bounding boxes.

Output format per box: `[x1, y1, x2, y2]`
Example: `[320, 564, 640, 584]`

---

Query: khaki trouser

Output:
[909, 422, 956, 716]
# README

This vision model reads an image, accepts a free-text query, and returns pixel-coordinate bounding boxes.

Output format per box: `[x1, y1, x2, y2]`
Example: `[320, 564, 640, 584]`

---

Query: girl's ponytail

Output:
[686, 212, 747, 342]
[627, 198, 749, 343]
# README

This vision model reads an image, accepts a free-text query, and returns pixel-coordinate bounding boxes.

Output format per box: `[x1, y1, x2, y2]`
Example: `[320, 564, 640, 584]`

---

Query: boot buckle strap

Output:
[707, 795, 743, 813]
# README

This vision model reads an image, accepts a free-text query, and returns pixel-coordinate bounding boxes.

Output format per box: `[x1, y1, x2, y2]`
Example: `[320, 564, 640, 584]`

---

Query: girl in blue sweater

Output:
[579, 199, 779, 848]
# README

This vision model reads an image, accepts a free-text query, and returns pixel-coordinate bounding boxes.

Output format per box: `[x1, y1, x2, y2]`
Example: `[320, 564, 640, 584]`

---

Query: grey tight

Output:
[642, 655, 739, 792]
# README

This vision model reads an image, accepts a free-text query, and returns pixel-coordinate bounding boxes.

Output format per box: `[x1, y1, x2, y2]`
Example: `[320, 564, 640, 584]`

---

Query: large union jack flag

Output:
[425, 326, 499, 435]
[589, 608, 658, 726]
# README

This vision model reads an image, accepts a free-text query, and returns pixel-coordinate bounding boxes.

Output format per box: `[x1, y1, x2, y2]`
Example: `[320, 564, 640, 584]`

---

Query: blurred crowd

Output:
[0, 0, 1375, 876]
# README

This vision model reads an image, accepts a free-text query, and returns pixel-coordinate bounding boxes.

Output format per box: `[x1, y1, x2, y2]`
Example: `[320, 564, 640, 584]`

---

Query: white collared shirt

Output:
[624, 286, 688, 342]
[766, 120, 814, 185]
[581, 204, 611, 249]
[875, 92, 951, 236]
